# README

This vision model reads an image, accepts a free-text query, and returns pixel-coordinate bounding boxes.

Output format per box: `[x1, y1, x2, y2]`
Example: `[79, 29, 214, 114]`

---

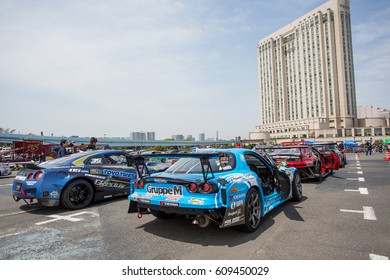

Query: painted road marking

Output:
[35, 211, 99, 225]
[344, 188, 369, 195]
[347, 177, 365, 182]
[357, 167, 362, 170]
[369, 254, 389, 260]
[0, 184, 12, 189]
[0, 209, 37, 218]
[348, 171, 363, 174]
[340, 206, 377, 220]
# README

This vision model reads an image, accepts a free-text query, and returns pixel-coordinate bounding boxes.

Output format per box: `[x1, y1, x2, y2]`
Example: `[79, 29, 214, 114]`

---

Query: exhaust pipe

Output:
[192, 215, 210, 228]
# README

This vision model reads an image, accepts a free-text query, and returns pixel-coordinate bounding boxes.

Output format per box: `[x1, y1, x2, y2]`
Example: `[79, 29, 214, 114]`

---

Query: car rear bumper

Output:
[128, 200, 223, 216]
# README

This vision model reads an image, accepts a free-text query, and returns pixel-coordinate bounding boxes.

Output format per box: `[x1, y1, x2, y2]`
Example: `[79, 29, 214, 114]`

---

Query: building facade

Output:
[255, 0, 357, 139]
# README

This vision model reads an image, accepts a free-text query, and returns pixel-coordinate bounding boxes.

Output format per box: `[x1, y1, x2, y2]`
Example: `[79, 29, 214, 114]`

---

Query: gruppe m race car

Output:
[268, 145, 340, 181]
[127, 149, 302, 233]
[12, 150, 136, 209]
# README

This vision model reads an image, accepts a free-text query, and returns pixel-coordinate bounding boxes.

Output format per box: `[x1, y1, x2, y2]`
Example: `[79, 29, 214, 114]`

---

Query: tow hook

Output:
[137, 212, 143, 219]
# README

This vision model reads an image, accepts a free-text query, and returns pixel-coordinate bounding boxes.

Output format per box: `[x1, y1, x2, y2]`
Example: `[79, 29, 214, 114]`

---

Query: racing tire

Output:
[240, 187, 262, 233]
[292, 172, 303, 201]
[61, 180, 94, 210]
[150, 209, 176, 219]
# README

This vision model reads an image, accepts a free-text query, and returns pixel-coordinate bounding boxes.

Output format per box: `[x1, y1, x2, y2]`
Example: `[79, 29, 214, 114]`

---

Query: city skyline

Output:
[1, 0, 389, 139]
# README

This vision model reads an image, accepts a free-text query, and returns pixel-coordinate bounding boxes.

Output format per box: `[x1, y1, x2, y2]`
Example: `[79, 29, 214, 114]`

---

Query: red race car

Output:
[268, 145, 340, 181]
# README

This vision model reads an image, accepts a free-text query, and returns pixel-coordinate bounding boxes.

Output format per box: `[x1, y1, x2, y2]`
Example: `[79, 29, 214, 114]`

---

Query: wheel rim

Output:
[295, 175, 302, 197]
[68, 183, 91, 206]
[247, 191, 261, 229]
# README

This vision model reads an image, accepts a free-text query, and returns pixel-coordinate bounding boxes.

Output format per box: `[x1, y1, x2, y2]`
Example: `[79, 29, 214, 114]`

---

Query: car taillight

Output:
[34, 171, 43, 180]
[201, 183, 212, 194]
[27, 173, 34, 180]
[134, 179, 144, 189]
[189, 183, 198, 192]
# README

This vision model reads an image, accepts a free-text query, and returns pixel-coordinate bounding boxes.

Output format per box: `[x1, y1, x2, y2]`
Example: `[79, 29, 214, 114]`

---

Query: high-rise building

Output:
[255, 0, 357, 139]
[130, 132, 146, 141]
[147, 132, 155, 140]
[199, 133, 206, 141]
[172, 135, 185, 141]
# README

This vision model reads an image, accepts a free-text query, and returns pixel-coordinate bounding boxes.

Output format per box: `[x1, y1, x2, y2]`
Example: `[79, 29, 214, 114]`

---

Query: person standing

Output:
[57, 139, 68, 158]
[365, 141, 372, 156]
[39, 151, 46, 163]
[87, 137, 97, 150]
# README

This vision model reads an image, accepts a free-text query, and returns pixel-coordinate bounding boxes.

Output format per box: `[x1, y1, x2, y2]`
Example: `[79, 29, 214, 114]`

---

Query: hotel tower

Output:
[255, 0, 357, 139]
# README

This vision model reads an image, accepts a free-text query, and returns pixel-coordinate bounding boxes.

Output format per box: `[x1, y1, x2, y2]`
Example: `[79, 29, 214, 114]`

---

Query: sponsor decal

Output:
[50, 190, 59, 198]
[217, 178, 228, 186]
[102, 169, 135, 179]
[230, 199, 244, 210]
[90, 169, 102, 175]
[231, 187, 238, 193]
[154, 178, 168, 183]
[94, 179, 127, 189]
[227, 208, 242, 217]
[160, 201, 179, 207]
[229, 193, 246, 201]
[224, 219, 232, 226]
[85, 174, 106, 180]
[146, 185, 183, 197]
[104, 195, 113, 199]
[15, 175, 27, 181]
[137, 198, 150, 204]
[232, 215, 244, 223]
[188, 198, 205, 205]
[69, 168, 82, 172]
[165, 196, 180, 201]
[26, 181, 36, 186]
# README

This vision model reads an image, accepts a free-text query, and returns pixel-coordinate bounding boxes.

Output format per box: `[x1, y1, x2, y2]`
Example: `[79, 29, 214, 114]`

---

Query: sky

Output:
[0, 0, 389, 140]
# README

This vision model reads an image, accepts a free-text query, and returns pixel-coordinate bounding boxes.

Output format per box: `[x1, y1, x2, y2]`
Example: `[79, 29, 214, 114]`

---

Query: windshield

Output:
[270, 148, 306, 156]
[164, 153, 236, 174]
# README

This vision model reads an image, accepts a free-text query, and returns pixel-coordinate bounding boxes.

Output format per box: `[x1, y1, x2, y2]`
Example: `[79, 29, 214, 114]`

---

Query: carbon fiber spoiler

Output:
[126, 152, 222, 182]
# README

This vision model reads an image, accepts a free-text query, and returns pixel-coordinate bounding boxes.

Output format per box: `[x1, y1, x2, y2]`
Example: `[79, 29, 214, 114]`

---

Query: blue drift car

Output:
[12, 150, 136, 210]
[128, 149, 302, 232]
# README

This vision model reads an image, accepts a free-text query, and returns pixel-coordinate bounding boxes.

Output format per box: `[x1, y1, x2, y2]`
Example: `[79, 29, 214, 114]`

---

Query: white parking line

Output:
[345, 188, 369, 195]
[0, 209, 37, 218]
[35, 211, 99, 225]
[348, 171, 363, 174]
[369, 254, 389, 260]
[347, 177, 365, 182]
[340, 206, 377, 220]
[0, 184, 12, 189]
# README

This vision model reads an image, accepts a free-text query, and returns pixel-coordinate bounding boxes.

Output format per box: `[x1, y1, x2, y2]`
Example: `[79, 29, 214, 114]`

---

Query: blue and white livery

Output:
[128, 148, 302, 232]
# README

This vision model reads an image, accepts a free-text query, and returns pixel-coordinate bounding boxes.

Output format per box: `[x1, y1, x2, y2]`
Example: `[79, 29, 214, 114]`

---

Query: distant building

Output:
[199, 133, 205, 141]
[254, 0, 357, 139]
[130, 132, 146, 141]
[147, 132, 155, 140]
[185, 135, 195, 141]
[357, 106, 390, 119]
[172, 135, 185, 141]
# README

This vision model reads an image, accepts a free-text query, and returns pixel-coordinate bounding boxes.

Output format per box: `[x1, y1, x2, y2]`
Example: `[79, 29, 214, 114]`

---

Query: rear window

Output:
[270, 148, 303, 156]
[165, 153, 236, 174]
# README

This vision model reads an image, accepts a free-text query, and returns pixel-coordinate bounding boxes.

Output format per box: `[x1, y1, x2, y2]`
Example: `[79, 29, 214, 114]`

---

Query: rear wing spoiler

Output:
[20, 162, 44, 170]
[126, 152, 224, 182]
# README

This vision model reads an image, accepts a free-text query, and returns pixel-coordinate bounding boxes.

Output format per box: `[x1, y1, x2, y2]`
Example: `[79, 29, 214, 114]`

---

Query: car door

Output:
[85, 153, 134, 199]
